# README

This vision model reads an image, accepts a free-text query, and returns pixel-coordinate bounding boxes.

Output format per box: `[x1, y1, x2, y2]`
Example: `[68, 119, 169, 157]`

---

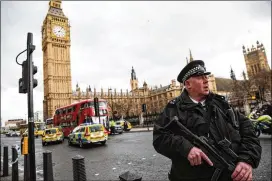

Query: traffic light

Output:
[18, 33, 37, 93]
[94, 97, 100, 117]
[32, 62, 38, 89]
[142, 104, 147, 112]
[19, 60, 28, 93]
[27, 39, 38, 89]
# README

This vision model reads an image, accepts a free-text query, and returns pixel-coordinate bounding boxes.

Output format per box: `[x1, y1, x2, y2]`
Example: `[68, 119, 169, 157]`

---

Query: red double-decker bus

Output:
[53, 99, 110, 137]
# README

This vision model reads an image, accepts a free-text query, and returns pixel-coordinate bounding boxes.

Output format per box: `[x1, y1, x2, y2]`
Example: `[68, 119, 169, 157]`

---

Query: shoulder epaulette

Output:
[167, 97, 179, 108]
[214, 94, 226, 101]
[169, 99, 176, 104]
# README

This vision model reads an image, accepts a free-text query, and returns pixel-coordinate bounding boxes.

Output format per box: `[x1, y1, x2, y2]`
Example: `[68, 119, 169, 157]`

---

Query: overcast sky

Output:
[1, 1, 271, 123]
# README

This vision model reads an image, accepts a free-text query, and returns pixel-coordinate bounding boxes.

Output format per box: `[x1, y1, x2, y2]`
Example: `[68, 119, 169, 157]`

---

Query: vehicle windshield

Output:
[45, 129, 57, 134]
[46, 118, 53, 125]
[88, 101, 107, 108]
[89, 125, 103, 132]
[36, 123, 45, 130]
[99, 101, 107, 107]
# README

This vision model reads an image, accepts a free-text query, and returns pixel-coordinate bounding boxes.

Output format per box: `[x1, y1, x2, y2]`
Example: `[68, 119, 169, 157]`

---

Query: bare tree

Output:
[250, 69, 271, 101]
[230, 69, 271, 104]
[229, 71, 255, 107]
[113, 99, 134, 118]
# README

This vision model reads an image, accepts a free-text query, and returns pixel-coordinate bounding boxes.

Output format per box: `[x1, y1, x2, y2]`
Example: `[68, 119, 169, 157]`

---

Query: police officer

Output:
[109, 119, 116, 134]
[153, 60, 261, 181]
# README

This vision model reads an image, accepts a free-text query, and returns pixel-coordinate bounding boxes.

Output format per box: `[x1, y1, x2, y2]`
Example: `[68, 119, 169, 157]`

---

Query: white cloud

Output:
[1, 1, 271, 121]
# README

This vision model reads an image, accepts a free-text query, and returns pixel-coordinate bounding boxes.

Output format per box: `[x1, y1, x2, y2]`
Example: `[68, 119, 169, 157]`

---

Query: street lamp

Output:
[109, 88, 114, 119]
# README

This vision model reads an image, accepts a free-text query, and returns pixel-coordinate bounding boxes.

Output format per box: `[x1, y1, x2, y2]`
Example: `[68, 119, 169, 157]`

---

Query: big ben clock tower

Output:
[42, 0, 72, 120]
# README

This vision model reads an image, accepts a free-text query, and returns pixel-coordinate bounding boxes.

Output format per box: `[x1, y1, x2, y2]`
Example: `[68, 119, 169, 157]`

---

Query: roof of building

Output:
[151, 85, 171, 93]
[214, 77, 234, 92]
[48, 7, 66, 18]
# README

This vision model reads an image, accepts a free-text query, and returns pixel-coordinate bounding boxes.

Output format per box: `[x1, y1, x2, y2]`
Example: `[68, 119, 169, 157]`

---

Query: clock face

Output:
[52, 25, 66, 38]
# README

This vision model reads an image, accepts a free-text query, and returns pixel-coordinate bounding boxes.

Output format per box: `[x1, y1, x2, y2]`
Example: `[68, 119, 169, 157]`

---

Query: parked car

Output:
[22, 129, 40, 138]
[42, 127, 64, 146]
[115, 120, 132, 131]
[110, 124, 123, 135]
[5, 131, 20, 137]
[68, 123, 109, 148]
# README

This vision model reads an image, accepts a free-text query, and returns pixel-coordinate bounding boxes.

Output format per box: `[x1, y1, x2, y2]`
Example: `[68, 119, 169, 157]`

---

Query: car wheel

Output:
[100, 140, 106, 145]
[68, 139, 72, 146]
[255, 129, 261, 137]
[119, 132, 123, 134]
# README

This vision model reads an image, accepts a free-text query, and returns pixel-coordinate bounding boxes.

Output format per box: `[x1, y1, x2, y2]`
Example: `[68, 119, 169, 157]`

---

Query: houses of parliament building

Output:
[42, 0, 271, 120]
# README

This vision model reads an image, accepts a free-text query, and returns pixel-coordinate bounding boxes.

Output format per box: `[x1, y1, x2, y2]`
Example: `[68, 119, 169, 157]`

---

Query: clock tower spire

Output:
[42, 0, 72, 120]
[49, 0, 62, 9]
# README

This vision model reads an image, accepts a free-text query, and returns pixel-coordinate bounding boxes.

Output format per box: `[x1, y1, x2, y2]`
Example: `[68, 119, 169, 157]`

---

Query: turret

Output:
[242, 45, 246, 54]
[189, 49, 193, 62]
[131, 66, 137, 80]
[101, 88, 104, 96]
[230, 66, 236, 81]
[130, 66, 139, 90]
[243, 40, 270, 78]
[171, 79, 176, 87]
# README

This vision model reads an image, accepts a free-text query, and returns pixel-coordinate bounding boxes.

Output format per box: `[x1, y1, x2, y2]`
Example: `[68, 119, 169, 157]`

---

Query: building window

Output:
[254, 64, 258, 73]
[251, 65, 255, 75]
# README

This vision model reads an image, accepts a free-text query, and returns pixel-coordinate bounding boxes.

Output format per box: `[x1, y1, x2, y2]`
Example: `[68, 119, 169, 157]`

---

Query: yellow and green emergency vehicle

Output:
[42, 127, 64, 146]
[67, 123, 109, 148]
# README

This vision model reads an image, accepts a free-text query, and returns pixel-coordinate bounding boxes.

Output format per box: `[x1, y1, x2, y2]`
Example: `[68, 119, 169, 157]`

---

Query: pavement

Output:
[0, 128, 154, 181]
[126, 126, 153, 133]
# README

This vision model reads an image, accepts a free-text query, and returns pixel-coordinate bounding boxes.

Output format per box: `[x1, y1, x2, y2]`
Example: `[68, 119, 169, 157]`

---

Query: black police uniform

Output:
[152, 60, 262, 181]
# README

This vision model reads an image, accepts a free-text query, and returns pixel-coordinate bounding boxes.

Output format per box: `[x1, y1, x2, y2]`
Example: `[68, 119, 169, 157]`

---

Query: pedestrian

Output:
[124, 120, 128, 131]
[153, 60, 262, 181]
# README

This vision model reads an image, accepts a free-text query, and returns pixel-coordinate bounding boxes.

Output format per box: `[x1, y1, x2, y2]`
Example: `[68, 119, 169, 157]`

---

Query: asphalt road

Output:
[0, 133, 271, 181]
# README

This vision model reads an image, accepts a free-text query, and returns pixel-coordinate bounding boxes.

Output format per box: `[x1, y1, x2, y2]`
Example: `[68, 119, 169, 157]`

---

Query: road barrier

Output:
[3, 145, 9, 176]
[12, 145, 19, 181]
[1, 145, 143, 181]
[24, 154, 30, 181]
[119, 171, 142, 181]
[0, 144, 2, 172]
[43, 150, 54, 181]
[72, 155, 86, 181]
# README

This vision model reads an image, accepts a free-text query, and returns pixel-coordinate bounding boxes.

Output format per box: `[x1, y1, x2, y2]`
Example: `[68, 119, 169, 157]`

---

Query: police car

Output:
[67, 123, 109, 148]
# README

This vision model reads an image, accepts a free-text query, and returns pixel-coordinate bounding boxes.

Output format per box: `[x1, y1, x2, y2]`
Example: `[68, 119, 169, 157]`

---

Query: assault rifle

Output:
[165, 116, 238, 181]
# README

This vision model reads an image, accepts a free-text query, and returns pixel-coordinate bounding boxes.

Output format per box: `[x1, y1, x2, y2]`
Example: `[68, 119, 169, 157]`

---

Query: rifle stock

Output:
[165, 116, 238, 173]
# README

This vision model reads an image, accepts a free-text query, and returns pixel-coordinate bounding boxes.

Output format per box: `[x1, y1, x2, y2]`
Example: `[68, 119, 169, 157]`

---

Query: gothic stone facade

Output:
[72, 67, 218, 117]
[42, 0, 73, 120]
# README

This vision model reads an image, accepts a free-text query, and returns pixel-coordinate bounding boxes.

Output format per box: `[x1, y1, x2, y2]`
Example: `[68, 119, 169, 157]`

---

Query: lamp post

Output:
[109, 88, 114, 119]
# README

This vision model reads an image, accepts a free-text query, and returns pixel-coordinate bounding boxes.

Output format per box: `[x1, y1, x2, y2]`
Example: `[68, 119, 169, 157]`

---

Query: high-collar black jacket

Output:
[153, 90, 262, 181]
